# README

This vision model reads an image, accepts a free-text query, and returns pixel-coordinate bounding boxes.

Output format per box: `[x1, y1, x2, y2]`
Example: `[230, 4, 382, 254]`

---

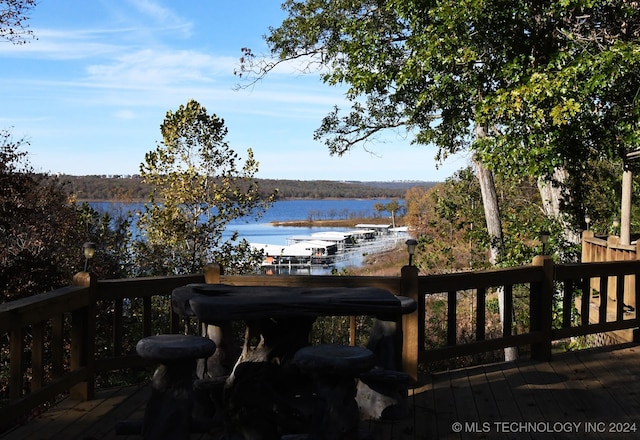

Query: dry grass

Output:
[347, 246, 407, 276]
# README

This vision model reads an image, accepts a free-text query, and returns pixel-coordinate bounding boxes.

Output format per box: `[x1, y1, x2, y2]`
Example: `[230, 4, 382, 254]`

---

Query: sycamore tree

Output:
[237, 0, 639, 361]
[474, 1, 640, 240]
[238, 0, 640, 264]
[135, 100, 277, 276]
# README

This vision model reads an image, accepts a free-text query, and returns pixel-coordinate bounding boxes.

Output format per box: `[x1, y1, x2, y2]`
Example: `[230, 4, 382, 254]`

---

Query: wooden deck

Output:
[3, 344, 640, 440]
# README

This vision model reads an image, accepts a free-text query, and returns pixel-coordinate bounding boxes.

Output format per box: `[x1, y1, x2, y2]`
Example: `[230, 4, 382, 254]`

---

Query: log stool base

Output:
[293, 344, 375, 440]
[367, 295, 417, 371]
[193, 375, 228, 427]
[357, 367, 410, 420]
[135, 334, 217, 440]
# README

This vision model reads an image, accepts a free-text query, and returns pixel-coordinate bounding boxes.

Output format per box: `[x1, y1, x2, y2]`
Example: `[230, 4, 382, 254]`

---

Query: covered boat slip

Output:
[286, 225, 403, 250]
[251, 241, 337, 267]
[254, 225, 410, 272]
[287, 231, 359, 252]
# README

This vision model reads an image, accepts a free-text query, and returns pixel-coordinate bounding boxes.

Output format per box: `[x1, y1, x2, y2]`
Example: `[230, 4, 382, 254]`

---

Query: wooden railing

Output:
[582, 230, 639, 310]
[581, 230, 640, 264]
[2, 257, 639, 429]
[0, 271, 206, 428]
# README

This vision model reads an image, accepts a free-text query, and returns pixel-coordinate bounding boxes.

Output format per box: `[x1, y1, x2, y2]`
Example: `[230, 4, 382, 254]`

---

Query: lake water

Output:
[89, 198, 401, 247]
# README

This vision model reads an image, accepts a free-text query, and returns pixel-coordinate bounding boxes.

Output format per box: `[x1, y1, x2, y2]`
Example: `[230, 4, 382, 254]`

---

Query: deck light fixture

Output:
[613, 217, 620, 235]
[83, 242, 95, 272]
[406, 239, 418, 266]
[539, 231, 550, 255]
[584, 214, 591, 230]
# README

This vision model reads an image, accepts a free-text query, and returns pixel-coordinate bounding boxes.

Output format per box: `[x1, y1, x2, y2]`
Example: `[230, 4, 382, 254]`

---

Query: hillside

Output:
[59, 175, 438, 201]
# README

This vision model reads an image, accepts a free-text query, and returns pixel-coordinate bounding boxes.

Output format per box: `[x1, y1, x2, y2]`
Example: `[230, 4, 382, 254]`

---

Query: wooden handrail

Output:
[0, 285, 89, 333]
[2, 257, 640, 429]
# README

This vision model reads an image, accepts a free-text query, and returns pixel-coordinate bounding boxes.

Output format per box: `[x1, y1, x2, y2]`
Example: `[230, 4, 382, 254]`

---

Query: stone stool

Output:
[135, 334, 217, 440]
[292, 344, 375, 440]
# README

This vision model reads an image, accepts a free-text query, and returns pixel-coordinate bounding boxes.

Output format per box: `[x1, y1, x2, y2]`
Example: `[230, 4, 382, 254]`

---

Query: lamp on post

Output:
[539, 231, 550, 255]
[613, 217, 621, 236]
[405, 239, 418, 266]
[584, 214, 591, 231]
[83, 241, 95, 272]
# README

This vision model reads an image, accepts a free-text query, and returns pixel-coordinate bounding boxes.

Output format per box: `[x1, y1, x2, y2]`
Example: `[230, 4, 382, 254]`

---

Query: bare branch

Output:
[0, 0, 37, 45]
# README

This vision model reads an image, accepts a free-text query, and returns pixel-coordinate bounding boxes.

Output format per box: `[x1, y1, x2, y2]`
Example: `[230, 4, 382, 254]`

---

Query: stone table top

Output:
[172, 284, 403, 323]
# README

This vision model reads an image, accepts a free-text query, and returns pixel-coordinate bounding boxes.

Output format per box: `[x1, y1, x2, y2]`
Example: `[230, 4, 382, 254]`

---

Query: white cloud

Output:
[84, 49, 235, 87]
[0, 28, 126, 59]
[126, 0, 193, 37]
[114, 109, 138, 120]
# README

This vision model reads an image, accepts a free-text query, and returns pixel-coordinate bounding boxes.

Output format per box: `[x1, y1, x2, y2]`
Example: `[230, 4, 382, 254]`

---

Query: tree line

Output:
[62, 174, 437, 201]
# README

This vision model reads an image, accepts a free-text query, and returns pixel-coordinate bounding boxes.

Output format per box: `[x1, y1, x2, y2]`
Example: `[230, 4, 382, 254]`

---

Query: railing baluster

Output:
[9, 328, 24, 400]
[31, 322, 44, 391]
[580, 277, 590, 327]
[636, 272, 640, 323]
[114, 298, 123, 356]
[599, 276, 608, 324]
[447, 290, 456, 346]
[170, 301, 180, 334]
[349, 316, 356, 346]
[504, 285, 513, 337]
[616, 275, 625, 321]
[476, 288, 486, 341]
[143, 296, 152, 337]
[562, 280, 573, 328]
[51, 315, 64, 379]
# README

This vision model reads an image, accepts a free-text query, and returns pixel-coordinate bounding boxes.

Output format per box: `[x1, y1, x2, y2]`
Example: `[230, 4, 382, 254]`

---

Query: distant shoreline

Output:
[77, 196, 403, 203]
[64, 175, 435, 201]
[271, 218, 400, 228]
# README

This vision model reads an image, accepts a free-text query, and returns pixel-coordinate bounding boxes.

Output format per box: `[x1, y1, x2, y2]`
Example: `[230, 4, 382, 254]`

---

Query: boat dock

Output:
[251, 224, 409, 274]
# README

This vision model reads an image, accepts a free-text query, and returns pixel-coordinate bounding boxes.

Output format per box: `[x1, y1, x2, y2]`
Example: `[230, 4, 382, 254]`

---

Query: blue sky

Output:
[0, 0, 468, 181]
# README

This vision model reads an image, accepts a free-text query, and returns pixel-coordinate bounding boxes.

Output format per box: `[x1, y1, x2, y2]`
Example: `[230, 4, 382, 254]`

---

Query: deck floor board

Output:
[3, 344, 640, 440]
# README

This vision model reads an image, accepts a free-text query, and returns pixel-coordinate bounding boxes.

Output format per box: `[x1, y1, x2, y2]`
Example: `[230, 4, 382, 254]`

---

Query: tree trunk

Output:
[474, 158, 502, 265]
[474, 125, 518, 361]
[537, 167, 580, 246]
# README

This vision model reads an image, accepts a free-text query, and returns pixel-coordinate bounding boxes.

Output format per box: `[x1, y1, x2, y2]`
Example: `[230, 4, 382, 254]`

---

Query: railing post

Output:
[621, 168, 632, 246]
[71, 271, 97, 401]
[204, 263, 223, 284]
[401, 264, 420, 381]
[581, 230, 594, 263]
[531, 256, 553, 361]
